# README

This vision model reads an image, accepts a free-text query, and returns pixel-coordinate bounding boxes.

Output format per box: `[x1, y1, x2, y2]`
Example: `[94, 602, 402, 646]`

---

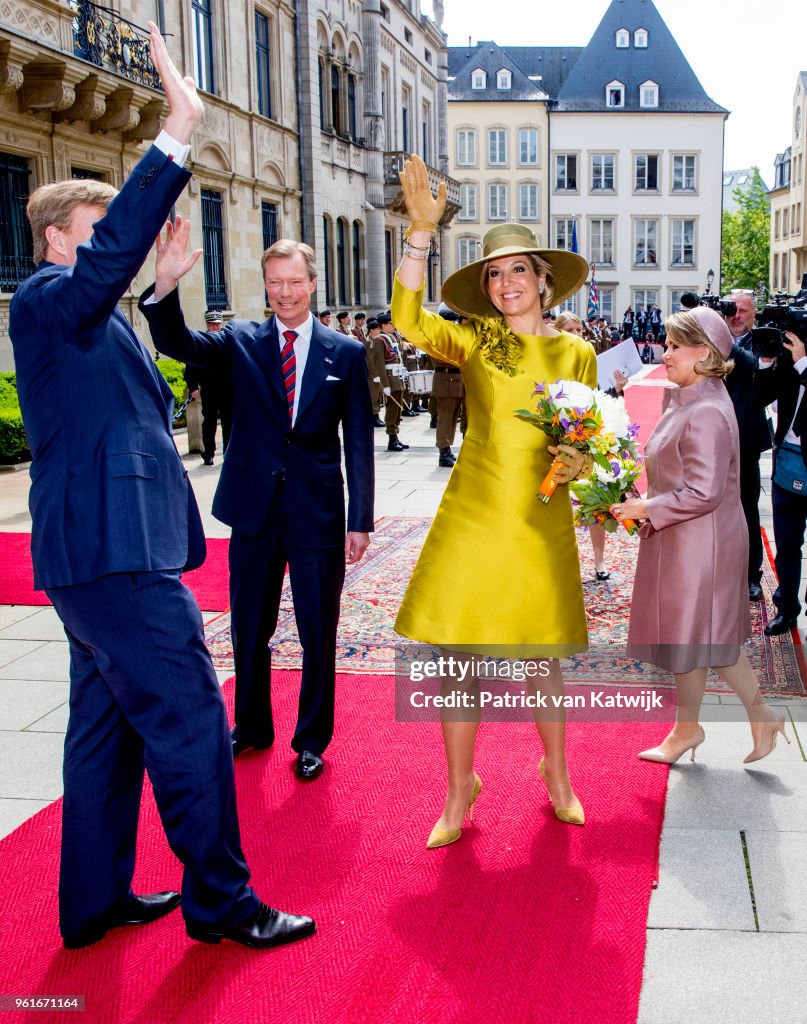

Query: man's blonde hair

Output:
[27, 179, 118, 263]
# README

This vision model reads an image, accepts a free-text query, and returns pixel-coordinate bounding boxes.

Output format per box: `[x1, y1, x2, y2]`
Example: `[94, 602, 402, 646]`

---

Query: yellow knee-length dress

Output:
[391, 277, 597, 656]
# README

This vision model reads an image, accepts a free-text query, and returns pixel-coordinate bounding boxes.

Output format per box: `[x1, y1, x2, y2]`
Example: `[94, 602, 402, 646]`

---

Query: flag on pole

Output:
[570, 221, 579, 254]
[587, 263, 599, 319]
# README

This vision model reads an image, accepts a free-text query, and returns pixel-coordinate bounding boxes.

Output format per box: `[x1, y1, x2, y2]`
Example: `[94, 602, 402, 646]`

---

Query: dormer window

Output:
[496, 68, 512, 91]
[639, 81, 658, 108]
[606, 81, 624, 108]
[615, 28, 629, 48]
[634, 28, 648, 47]
[471, 68, 486, 90]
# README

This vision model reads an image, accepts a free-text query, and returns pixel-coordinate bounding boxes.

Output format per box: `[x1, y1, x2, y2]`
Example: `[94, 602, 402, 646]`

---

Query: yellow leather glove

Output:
[398, 153, 447, 233]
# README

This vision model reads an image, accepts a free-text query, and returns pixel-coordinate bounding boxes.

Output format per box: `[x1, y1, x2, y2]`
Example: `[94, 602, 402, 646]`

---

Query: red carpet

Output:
[0, 673, 669, 1024]
[624, 382, 667, 492]
[0, 534, 230, 611]
[642, 364, 669, 381]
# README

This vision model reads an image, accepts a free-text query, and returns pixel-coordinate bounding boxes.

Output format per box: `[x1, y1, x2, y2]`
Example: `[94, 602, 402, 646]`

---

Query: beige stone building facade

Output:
[0, 0, 299, 371]
[297, 0, 459, 315]
[769, 73, 807, 296]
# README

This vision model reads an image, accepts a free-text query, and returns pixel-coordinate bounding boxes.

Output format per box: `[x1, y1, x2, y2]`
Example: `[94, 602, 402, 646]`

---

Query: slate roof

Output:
[554, 0, 727, 113]
[447, 41, 549, 101]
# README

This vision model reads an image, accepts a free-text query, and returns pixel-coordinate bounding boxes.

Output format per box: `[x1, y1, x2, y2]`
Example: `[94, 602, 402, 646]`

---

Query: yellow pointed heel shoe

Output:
[426, 772, 483, 849]
[538, 758, 585, 826]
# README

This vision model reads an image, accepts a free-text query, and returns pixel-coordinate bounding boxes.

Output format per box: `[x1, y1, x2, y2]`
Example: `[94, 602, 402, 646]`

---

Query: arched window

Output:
[347, 74, 357, 139]
[331, 65, 342, 135]
[323, 216, 334, 304]
[606, 81, 624, 108]
[496, 69, 512, 90]
[639, 81, 659, 108]
[337, 218, 348, 304]
[471, 68, 486, 90]
[352, 221, 362, 303]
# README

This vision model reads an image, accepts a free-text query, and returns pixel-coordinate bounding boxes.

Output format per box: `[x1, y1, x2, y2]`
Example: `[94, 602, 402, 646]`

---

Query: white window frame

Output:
[606, 81, 624, 108]
[487, 182, 508, 221]
[589, 218, 614, 265]
[634, 28, 648, 48]
[496, 69, 512, 90]
[634, 153, 659, 191]
[671, 219, 696, 267]
[554, 153, 578, 191]
[598, 288, 614, 324]
[458, 182, 478, 221]
[633, 289, 658, 312]
[487, 128, 507, 166]
[457, 236, 480, 269]
[672, 154, 697, 192]
[456, 128, 477, 167]
[519, 128, 539, 166]
[634, 219, 658, 266]
[591, 154, 615, 192]
[559, 294, 578, 314]
[519, 182, 538, 221]
[615, 28, 629, 48]
[471, 68, 486, 90]
[670, 288, 696, 313]
[639, 80, 658, 108]
[554, 218, 577, 251]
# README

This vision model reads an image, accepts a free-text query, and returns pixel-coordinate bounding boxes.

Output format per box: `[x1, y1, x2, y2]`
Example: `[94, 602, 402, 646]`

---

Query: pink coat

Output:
[628, 376, 750, 673]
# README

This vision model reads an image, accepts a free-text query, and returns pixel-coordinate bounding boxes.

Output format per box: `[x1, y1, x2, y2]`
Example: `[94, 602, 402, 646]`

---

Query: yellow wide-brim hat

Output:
[441, 223, 589, 319]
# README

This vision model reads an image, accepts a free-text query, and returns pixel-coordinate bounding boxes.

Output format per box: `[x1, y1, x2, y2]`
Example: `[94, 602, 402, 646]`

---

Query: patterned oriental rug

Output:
[205, 517, 807, 696]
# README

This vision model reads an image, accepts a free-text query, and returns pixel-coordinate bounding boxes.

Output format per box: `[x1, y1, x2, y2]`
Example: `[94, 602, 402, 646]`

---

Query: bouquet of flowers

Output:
[514, 379, 603, 503]
[570, 390, 643, 534]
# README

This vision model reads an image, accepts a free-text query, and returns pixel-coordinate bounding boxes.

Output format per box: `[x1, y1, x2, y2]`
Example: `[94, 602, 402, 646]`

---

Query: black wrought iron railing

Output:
[72, 0, 162, 90]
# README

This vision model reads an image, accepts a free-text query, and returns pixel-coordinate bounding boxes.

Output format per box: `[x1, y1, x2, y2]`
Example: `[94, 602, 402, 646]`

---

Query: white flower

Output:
[595, 390, 630, 439]
[547, 379, 596, 413]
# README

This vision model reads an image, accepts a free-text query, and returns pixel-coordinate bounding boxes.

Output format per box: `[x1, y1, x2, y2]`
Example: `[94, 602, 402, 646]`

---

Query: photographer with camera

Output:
[752, 277, 807, 636]
[722, 292, 774, 602]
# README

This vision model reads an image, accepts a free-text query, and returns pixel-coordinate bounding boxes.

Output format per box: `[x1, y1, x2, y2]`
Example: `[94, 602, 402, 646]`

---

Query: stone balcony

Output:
[0, 0, 165, 141]
[382, 151, 460, 225]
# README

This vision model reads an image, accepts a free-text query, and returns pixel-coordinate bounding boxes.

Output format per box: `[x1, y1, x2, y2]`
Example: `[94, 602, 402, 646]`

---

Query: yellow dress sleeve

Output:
[581, 343, 598, 388]
[391, 273, 477, 367]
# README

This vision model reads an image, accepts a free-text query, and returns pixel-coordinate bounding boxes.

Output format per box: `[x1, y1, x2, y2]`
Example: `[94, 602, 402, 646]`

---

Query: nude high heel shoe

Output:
[426, 773, 483, 849]
[638, 726, 705, 764]
[744, 712, 791, 764]
[538, 758, 585, 826]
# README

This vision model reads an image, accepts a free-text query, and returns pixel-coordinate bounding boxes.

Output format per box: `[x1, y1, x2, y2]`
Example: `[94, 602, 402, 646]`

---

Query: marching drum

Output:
[407, 369, 434, 395]
[387, 363, 408, 380]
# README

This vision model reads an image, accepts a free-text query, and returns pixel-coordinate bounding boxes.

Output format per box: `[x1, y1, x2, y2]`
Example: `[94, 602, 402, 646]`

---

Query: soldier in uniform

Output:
[336, 311, 352, 336]
[352, 312, 367, 343]
[377, 311, 409, 451]
[433, 309, 465, 467]
[365, 318, 387, 428]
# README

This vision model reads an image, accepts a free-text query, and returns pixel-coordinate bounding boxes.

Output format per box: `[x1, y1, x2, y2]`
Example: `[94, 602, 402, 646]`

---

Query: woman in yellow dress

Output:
[392, 156, 595, 846]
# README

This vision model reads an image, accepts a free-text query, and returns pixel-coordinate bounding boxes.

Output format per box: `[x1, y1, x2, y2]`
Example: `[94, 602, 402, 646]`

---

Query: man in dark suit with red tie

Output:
[9, 25, 314, 950]
[141, 237, 374, 780]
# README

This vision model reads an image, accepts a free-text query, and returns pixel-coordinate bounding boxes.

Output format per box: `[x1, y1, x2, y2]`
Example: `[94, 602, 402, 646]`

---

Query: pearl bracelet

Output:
[403, 241, 431, 261]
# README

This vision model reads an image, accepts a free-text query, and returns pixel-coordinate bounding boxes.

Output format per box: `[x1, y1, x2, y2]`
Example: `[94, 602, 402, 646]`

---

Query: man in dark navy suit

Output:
[9, 25, 313, 951]
[141, 236, 374, 781]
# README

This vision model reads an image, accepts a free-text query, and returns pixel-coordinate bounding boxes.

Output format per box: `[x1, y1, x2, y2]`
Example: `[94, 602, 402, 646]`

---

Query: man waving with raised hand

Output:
[10, 24, 315, 952]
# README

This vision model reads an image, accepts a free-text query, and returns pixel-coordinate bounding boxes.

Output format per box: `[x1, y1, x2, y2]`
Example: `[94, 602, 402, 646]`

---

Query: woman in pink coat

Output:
[612, 307, 789, 765]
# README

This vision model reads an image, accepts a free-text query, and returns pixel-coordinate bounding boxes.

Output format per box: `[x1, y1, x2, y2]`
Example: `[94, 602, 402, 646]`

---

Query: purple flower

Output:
[628, 423, 640, 439]
[555, 386, 567, 400]
[610, 461, 621, 477]
[532, 382, 545, 394]
[560, 416, 571, 431]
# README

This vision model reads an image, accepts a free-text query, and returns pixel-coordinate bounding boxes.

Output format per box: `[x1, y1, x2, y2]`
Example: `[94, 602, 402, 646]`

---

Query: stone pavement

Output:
[0, 387, 805, 1022]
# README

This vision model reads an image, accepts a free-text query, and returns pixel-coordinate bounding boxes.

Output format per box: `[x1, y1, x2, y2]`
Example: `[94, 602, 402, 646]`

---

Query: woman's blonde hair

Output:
[664, 310, 734, 379]
[481, 252, 555, 311]
[554, 311, 583, 333]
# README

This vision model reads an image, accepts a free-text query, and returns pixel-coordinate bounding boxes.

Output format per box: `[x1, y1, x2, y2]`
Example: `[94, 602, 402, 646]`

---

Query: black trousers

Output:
[739, 447, 764, 584]
[201, 385, 233, 459]
[229, 487, 345, 755]
[47, 571, 258, 937]
[771, 480, 807, 618]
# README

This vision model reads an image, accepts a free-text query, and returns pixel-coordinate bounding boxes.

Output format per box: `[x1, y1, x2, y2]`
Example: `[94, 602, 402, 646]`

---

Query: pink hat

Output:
[689, 306, 733, 359]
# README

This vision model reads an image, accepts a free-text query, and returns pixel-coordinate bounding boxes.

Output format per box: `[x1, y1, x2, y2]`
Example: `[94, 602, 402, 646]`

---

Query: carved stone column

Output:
[362, 0, 387, 309]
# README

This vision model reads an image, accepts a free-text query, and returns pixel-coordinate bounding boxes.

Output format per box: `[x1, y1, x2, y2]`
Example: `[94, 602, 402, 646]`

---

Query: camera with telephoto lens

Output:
[751, 274, 807, 358]
[679, 292, 737, 318]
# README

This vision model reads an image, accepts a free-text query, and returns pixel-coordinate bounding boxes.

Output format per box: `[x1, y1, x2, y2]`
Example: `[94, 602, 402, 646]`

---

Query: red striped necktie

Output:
[281, 330, 297, 419]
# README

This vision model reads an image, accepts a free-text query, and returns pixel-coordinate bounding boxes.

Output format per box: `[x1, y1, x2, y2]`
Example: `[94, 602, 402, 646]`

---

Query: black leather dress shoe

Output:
[231, 729, 273, 758]
[202, 456, 214, 466]
[295, 750, 324, 780]
[373, 416, 385, 428]
[764, 614, 798, 636]
[186, 902, 316, 949]
[62, 891, 181, 949]
[748, 582, 764, 601]
[387, 437, 408, 452]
